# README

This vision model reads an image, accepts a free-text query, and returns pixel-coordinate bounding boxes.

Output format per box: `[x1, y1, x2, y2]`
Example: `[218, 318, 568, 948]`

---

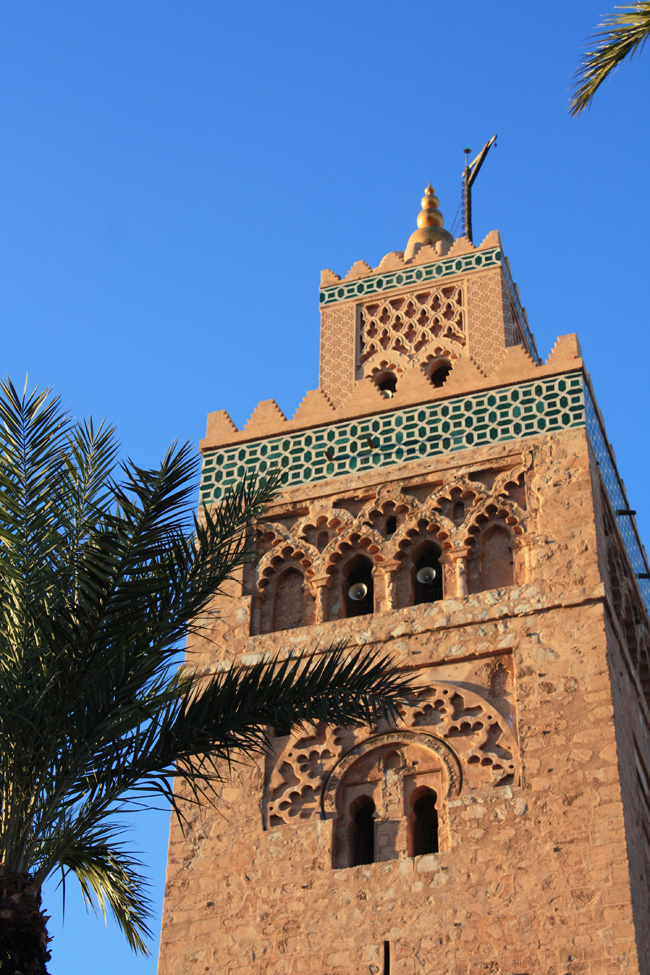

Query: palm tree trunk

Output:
[0, 867, 51, 974]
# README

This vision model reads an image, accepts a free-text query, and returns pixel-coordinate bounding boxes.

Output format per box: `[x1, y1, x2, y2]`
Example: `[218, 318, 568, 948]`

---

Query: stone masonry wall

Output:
[603, 614, 650, 975]
[588, 461, 650, 974]
[158, 427, 644, 975]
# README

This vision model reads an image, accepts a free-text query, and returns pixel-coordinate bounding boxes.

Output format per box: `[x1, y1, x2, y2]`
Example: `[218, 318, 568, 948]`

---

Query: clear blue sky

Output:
[1, 2, 649, 971]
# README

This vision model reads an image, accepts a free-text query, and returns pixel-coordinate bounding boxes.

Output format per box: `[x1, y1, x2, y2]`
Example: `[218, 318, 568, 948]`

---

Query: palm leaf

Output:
[570, 2, 650, 115]
[132, 642, 413, 808]
[55, 827, 152, 955]
[0, 379, 411, 957]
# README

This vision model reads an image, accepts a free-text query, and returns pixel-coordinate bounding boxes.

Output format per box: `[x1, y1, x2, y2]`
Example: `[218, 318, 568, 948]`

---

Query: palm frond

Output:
[147, 642, 414, 812]
[0, 462, 279, 864]
[0, 379, 410, 959]
[570, 2, 650, 115]
[55, 828, 152, 955]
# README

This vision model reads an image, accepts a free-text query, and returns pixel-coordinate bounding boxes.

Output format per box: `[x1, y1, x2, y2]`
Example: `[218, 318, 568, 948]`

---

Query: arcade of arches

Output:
[250, 465, 524, 635]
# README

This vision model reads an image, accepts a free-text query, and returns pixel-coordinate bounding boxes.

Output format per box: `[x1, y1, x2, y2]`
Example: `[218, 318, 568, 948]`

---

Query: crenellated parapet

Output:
[317, 227, 539, 408]
[202, 334, 583, 451]
[201, 371, 586, 503]
[202, 211, 564, 455]
[318, 230, 498, 289]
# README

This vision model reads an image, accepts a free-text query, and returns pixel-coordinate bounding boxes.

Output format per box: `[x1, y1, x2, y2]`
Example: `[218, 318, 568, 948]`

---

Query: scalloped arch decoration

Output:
[257, 542, 318, 589]
[264, 681, 519, 827]
[321, 730, 462, 818]
[462, 499, 526, 548]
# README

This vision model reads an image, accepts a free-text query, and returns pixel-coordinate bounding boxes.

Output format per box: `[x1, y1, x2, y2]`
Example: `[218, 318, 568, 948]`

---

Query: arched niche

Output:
[256, 540, 317, 633]
[343, 555, 375, 618]
[480, 525, 514, 590]
[467, 523, 515, 594]
[325, 731, 460, 869]
[271, 567, 306, 631]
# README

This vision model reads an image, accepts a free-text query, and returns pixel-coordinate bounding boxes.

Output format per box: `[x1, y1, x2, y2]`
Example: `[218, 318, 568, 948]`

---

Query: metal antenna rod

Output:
[463, 134, 497, 243]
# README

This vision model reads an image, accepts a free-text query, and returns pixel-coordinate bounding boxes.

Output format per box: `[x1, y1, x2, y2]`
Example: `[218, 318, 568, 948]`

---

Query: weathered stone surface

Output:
[159, 220, 649, 975]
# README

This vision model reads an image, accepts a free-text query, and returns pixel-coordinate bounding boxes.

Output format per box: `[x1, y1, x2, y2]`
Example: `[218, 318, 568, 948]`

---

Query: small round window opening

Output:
[376, 372, 397, 399]
[428, 359, 452, 388]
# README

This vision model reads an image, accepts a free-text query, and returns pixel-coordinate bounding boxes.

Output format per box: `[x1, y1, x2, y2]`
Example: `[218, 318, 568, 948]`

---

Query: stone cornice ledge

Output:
[205, 582, 606, 672]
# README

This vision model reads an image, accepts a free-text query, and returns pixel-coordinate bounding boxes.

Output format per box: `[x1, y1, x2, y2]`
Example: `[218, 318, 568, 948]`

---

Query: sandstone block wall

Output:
[158, 427, 649, 975]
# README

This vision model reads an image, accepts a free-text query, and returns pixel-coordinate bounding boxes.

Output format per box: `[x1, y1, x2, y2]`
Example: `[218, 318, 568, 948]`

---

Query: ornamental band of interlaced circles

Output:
[358, 283, 465, 369]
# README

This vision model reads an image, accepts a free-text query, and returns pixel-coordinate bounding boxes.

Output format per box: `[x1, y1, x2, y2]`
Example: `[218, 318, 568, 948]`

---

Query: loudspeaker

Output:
[348, 582, 369, 601]
[416, 566, 436, 585]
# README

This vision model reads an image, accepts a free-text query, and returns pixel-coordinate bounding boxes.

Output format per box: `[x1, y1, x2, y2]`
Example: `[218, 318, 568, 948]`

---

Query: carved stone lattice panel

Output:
[266, 723, 353, 828]
[467, 270, 508, 374]
[320, 303, 357, 408]
[405, 684, 518, 790]
[358, 284, 465, 372]
[264, 681, 519, 827]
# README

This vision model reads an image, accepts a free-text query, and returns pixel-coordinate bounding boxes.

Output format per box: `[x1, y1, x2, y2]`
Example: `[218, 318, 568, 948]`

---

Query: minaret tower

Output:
[158, 187, 650, 975]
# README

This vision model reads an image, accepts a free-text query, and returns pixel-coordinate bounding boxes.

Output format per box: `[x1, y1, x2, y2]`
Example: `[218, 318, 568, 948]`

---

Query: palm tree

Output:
[570, 2, 650, 115]
[0, 380, 411, 973]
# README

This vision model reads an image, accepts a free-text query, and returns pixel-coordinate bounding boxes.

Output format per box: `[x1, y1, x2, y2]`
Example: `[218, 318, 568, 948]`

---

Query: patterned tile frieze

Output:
[318, 248, 502, 307]
[200, 373, 585, 505]
[584, 382, 650, 612]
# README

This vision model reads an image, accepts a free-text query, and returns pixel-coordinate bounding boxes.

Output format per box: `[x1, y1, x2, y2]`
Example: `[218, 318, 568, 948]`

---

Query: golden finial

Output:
[404, 184, 453, 259]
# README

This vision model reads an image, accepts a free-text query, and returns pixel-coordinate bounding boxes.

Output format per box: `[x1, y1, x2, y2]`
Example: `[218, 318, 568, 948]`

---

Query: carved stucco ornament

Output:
[321, 730, 462, 818]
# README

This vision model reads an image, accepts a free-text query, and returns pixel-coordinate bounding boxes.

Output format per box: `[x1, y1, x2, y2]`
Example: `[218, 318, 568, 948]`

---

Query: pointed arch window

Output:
[412, 544, 443, 605]
[410, 788, 439, 856]
[350, 796, 376, 866]
[330, 737, 452, 869]
[428, 358, 452, 388]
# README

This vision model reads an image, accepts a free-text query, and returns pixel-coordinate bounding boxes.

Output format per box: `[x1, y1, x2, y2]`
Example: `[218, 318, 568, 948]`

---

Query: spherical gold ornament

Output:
[404, 183, 453, 259]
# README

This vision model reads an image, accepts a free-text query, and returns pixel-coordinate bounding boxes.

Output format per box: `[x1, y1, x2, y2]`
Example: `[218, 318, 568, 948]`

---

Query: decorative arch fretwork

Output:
[251, 458, 531, 630]
[463, 500, 524, 594]
[264, 680, 519, 829]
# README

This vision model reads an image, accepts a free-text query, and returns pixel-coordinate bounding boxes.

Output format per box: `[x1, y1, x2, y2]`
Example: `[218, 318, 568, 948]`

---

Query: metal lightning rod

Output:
[463, 134, 497, 243]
